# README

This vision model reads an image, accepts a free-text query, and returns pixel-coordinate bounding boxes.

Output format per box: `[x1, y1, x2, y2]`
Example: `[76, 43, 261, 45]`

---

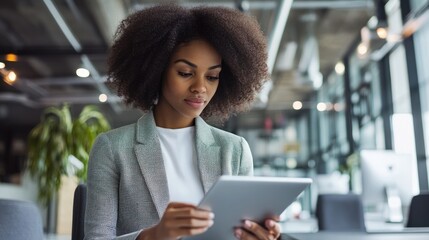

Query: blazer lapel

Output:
[195, 117, 222, 193]
[134, 112, 169, 218]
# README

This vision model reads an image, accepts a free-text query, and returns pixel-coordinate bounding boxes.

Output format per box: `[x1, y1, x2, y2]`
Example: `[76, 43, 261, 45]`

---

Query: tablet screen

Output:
[184, 175, 312, 240]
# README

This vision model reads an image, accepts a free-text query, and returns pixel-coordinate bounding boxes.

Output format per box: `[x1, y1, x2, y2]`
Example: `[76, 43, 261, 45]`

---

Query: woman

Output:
[85, 4, 281, 240]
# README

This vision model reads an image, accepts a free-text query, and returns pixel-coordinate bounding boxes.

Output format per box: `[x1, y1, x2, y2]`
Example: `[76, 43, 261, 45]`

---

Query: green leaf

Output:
[26, 104, 111, 205]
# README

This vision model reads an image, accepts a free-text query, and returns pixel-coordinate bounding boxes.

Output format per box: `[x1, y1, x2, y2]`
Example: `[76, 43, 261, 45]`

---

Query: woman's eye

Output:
[207, 76, 219, 81]
[178, 72, 192, 77]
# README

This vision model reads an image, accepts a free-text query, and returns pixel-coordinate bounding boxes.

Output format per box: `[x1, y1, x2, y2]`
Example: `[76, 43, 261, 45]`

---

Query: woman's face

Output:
[154, 39, 221, 128]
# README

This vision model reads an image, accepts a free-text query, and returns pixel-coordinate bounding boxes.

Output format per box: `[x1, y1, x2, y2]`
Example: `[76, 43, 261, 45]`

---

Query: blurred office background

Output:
[1, 0, 429, 237]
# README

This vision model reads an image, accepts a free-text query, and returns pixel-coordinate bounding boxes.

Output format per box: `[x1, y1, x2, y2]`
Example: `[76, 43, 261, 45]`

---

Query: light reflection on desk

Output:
[284, 231, 429, 240]
[281, 215, 424, 233]
[281, 216, 429, 240]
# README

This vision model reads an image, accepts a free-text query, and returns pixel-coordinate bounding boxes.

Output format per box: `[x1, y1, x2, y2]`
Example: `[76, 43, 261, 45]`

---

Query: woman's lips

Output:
[185, 98, 205, 109]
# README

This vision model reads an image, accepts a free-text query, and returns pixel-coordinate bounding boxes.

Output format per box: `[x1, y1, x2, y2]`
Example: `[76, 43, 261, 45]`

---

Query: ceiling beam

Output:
[30, 76, 105, 86]
[0, 47, 108, 56]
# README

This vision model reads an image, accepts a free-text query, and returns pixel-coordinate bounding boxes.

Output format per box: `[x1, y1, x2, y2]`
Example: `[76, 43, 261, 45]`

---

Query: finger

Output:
[267, 216, 281, 222]
[167, 201, 198, 209]
[242, 220, 272, 240]
[169, 207, 214, 220]
[166, 202, 213, 216]
[234, 228, 259, 240]
[265, 219, 281, 238]
[167, 218, 214, 228]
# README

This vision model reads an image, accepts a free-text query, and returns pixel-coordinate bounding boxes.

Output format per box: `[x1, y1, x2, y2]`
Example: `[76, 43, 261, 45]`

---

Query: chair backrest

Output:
[316, 193, 366, 232]
[72, 184, 87, 240]
[406, 192, 429, 227]
[0, 199, 44, 239]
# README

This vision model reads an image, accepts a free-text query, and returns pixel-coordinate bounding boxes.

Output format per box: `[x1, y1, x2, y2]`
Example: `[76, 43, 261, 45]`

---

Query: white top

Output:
[156, 126, 205, 205]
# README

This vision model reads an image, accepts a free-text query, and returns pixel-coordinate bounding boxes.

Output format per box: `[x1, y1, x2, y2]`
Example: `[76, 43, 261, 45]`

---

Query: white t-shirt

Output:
[156, 126, 205, 205]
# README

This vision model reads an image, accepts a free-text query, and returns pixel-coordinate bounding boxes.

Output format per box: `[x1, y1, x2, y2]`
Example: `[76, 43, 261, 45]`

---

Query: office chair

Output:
[0, 199, 44, 240]
[72, 183, 87, 240]
[406, 192, 429, 227]
[316, 193, 366, 232]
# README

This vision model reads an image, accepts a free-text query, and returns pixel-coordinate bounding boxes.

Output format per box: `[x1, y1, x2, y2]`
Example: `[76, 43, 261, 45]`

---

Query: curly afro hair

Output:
[107, 4, 269, 120]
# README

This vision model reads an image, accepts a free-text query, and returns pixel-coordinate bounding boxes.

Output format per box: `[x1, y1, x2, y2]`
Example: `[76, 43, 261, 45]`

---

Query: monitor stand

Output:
[384, 186, 403, 223]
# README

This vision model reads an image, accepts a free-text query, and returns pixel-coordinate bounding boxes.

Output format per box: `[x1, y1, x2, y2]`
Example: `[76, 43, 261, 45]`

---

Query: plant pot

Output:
[56, 175, 79, 235]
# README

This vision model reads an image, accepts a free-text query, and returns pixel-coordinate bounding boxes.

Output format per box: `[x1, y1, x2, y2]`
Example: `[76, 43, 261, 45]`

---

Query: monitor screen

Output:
[359, 150, 418, 213]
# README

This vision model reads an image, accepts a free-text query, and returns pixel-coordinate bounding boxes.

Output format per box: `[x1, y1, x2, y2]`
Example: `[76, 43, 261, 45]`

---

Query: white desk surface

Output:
[284, 231, 429, 240]
[281, 214, 420, 233]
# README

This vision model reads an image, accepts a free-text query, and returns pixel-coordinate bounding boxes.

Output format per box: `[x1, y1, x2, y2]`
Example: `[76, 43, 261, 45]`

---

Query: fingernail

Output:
[268, 220, 275, 227]
[234, 229, 242, 239]
[244, 220, 252, 228]
[208, 220, 214, 227]
[209, 212, 215, 219]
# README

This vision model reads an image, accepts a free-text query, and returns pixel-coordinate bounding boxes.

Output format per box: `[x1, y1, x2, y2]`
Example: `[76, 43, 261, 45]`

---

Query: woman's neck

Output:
[152, 107, 195, 129]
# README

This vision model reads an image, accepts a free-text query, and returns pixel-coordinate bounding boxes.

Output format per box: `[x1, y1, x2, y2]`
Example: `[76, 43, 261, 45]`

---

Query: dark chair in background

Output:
[0, 199, 44, 240]
[406, 192, 429, 227]
[72, 184, 87, 240]
[316, 193, 366, 232]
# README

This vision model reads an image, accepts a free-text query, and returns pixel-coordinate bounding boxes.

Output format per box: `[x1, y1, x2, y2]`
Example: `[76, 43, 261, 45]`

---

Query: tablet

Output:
[184, 175, 312, 240]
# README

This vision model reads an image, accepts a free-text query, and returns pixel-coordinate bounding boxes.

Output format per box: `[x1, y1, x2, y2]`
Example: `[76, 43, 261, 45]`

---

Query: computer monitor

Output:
[359, 150, 418, 222]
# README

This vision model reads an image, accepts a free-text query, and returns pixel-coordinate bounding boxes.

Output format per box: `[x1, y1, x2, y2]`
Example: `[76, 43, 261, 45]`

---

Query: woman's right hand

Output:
[139, 202, 214, 240]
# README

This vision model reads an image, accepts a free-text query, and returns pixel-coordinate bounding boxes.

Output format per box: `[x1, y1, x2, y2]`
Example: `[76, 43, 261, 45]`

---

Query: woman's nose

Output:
[190, 76, 206, 93]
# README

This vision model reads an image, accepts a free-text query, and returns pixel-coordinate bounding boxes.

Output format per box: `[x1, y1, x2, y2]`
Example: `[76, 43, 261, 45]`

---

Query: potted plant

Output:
[27, 104, 110, 206]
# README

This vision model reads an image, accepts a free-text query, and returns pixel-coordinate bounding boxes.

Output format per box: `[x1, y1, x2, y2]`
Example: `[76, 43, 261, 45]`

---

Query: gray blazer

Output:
[84, 112, 253, 240]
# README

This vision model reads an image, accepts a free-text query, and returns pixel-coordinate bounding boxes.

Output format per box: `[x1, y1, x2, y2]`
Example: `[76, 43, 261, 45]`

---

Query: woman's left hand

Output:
[234, 219, 281, 240]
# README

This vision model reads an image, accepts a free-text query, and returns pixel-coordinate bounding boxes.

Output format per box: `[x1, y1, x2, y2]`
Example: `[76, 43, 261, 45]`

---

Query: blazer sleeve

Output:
[84, 134, 142, 240]
[238, 137, 254, 176]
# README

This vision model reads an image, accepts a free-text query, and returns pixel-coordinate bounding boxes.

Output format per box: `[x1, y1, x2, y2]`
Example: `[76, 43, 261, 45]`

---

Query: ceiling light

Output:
[76, 68, 90, 78]
[4, 71, 17, 85]
[335, 62, 345, 75]
[0, 62, 5, 69]
[286, 158, 298, 169]
[99, 94, 108, 102]
[292, 101, 303, 110]
[387, 34, 402, 43]
[376, 27, 388, 39]
[357, 43, 368, 56]
[334, 103, 343, 112]
[317, 102, 327, 111]
[5, 53, 18, 62]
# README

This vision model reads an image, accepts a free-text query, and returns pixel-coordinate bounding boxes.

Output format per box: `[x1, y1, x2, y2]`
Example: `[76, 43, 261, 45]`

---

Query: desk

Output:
[283, 231, 429, 240]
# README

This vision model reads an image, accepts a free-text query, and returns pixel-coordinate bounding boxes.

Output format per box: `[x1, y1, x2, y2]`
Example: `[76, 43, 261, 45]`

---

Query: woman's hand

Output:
[139, 202, 214, 240]
[234, 219, 281, 240]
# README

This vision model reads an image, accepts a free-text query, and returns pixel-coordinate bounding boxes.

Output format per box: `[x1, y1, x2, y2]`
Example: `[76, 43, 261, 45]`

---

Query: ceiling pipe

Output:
[42, 0, 122, 113]
[0, 92, 122, 107]
[31, 76, 106, 86]
[254, 0, 293, 109]
[267, 0, 293, 74]
[292, 0, 374, 9]
[39, 95, 122, 105]
[133, 1, 278, 11]
[134, 1, 373, 11]
[87, 0, 127, 45]
[0, 93, 40, 108]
